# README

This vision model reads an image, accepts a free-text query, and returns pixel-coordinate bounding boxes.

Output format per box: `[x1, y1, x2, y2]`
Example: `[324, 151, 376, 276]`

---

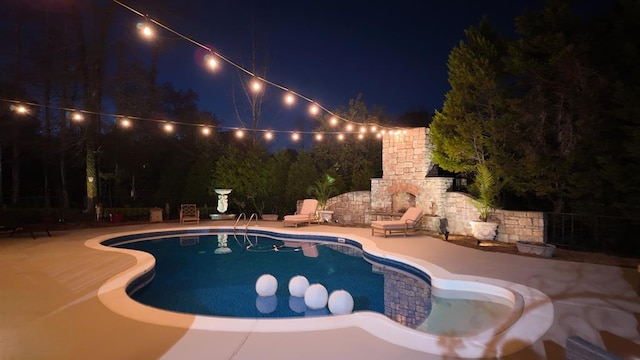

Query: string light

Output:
[345, 124, 353, 132]
[109, 0, 401, 135]
[119, 117, 132, 128]
[264, 131, 274, 140]
[205, 53, 218, 70]
[251, 79, 262, 92]
[315, 133, 323, 141]
[329, 117, 338, 126]
[235, 129, 245, 138]
[337, 133, 345, 141]
[291, 132, 300, 141]
[201, 126, 211, 135]
[163, 123, 174, 133]
[284, 93, 295, 106]
[71, 111, 84, 122]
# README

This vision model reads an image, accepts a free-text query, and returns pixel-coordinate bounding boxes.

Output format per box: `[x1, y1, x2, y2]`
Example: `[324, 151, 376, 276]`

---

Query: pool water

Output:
[114, 232, 512, 336]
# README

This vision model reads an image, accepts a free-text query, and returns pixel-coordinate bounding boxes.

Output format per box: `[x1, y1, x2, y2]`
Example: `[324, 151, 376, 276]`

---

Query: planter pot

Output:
[319, 210, 334, 223]
[516, 241, 556, 258]
[469, 221, 498, 241]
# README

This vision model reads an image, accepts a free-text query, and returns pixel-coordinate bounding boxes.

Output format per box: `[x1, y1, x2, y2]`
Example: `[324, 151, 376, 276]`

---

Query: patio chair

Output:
[179, 204, 200, 225]
[371, 207, 424, 237]
[283, 199, 318, 227]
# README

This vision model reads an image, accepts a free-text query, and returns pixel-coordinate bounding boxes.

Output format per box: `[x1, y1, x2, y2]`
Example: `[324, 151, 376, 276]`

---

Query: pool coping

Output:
[85, 225, 554, 358]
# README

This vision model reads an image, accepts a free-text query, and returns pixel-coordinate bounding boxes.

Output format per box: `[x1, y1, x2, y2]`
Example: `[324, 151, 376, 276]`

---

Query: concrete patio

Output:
[1, 221, 639, 359]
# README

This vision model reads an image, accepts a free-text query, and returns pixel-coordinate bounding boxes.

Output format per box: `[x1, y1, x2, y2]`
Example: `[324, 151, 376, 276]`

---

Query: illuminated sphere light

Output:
[291, 132, 300, 141]
[255, 295, 277, 314]
[328, 290, 354, 315]
[163, 123, 174, 132]
[304, 283, 328, 309]
[337, 134, 345, 141]
[235, 129, 245, 138]
[255, 274, 278, 297]
[309, 104, 319, 115]
[120, 118, 132, 128]
[201, 127, 211, 135]
[288, 275, 310, 297]
[284, 93, 295, 105]
[71, 112, 84, 122]
[264, 131, 273, 140]
[329, 117, 338, 126]
[288, 296, 306, 313]
[251, 79, 262, 92]
[314, 133, 323, 141]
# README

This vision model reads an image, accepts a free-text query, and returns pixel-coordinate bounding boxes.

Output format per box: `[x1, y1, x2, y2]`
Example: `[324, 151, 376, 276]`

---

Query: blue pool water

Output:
[110, 230, 513, 336]
[117, 234, 388, 318]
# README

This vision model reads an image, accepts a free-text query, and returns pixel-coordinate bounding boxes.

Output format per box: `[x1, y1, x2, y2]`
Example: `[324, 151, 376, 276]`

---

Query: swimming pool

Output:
[113, 232, 513, 336]
[88, 226, 554, 358]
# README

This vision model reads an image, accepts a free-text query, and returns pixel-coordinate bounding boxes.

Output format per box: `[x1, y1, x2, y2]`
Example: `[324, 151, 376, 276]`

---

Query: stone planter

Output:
[516, 241, 556, 258]
[319, 210, 334, 223]
[469, 221, 499, 241]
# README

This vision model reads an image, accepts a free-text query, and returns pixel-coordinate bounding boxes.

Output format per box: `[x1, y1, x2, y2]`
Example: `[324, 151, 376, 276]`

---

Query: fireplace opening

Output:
[392, 192, 416, 214]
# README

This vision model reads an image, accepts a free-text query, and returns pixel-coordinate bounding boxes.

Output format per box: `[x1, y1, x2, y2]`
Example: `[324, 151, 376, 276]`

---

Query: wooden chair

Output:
[179, 204, 200, 225]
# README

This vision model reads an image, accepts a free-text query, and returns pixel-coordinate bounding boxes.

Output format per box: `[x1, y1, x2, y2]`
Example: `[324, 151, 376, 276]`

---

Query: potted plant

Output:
[308, 174, 338, 222]
[468, 164, 501, 241]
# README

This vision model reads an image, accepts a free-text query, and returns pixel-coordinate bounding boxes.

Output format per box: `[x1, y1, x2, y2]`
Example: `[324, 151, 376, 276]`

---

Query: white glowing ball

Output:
[288, 275, 310, 297]
[304, 283, 328, 309]
[255, 274, 278, 297]
[328, 290, 354, 315]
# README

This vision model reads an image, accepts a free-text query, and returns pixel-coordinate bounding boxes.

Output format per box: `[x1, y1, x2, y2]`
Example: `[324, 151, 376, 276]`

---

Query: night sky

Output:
[122, 1, 549, 132]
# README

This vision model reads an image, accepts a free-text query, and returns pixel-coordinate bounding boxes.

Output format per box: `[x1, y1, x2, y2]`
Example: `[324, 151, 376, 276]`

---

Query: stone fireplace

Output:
[368, 128, 453, 228]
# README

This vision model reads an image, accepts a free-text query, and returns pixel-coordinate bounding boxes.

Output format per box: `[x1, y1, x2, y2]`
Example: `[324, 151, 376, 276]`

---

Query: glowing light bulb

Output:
[359, 126, 367, 133]
[71, 112, 84, 122]
[251, 79, 262, 92]
[15, 105, 27, 114]
[201, 127, 211, 135]
[205, 54, 218, 70]
[284, 93, 295, 106]
[163, 123, 174, 133]
[309, 104, 319, 115]
[329, 117, 338, 126]
[291, 132, 300, 141]
[376, 133, 382, 139]
[337, 133, 345, 141]
[235, 129, 245, 138]
[143, 25, 152, 36]
[264, 131, 273, 140]
[315, 133, 323, 141]
[381, 129, 386, 134]
[345, 124, 353, 132]
[358, 133, 364, 140]
[370, 125, 377, 132]
[120, 118, 131, 128]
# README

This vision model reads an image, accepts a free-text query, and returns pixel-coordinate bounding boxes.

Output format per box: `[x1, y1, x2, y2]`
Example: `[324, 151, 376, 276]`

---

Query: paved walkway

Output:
[1, 221, 639, 359]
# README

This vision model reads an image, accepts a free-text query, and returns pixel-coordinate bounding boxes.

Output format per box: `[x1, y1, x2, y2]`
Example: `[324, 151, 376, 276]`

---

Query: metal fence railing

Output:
[545, 212, 640, 257]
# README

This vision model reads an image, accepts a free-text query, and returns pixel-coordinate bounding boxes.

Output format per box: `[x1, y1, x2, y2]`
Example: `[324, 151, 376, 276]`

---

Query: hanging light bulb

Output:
[359, 126, 367, 133]
[251, 78, 262, 92]
[71, 111, 84, 122]
[370, 125, 378, 132]
[163, 123, 174, 133]
[264, 131, 274, 140]
[337, 133, 345, 141]
[205, 53, 218, 70]
[329, 117, 338, 126]
[291, 132, 300, 141]
[119, 117, 132, 128]
[284, 93, 295, 106]
[314, 133, 323, 141]
[358, 133, 365, 140]
[12, 104, 28, 114]
[345, 124, 353, 132]
[235, 129, 245, 138]
[376, 132, 382, 139]
[137, 19, 153, 38]
[309, 103, 319, 115]
[201, 126, 211, 135]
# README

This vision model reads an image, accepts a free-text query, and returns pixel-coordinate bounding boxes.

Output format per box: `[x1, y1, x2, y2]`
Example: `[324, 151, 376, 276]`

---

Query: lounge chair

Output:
[179, 204, 200, 225]
[283, 199, 318, 227]
[371, 207, 424, 237]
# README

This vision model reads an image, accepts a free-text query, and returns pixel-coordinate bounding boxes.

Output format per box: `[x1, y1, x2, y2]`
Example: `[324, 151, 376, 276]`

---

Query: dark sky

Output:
[126, 0, 548, 132]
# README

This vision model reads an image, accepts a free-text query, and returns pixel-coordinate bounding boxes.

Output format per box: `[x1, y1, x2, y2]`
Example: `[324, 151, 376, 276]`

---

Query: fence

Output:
[545, 212, 640, 257]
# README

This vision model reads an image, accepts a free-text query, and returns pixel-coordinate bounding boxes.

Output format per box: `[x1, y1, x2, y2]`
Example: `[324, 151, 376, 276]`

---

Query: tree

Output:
[429, 18, 511, 178]
[508, 0, 606, 213]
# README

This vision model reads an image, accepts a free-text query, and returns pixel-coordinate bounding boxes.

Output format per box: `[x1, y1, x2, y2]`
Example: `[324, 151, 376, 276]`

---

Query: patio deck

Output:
[1, 221, 639, 359]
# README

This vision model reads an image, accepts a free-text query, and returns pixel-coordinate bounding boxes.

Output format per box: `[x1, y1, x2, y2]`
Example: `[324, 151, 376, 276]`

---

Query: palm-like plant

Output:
[308, 174, 338, 211]
[468, 164, 500, 222]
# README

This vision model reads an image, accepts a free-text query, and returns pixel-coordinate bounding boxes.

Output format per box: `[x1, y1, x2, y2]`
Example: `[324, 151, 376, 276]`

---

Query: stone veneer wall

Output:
[443, 191, 544, 243]
[325, 191, 371, 225]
